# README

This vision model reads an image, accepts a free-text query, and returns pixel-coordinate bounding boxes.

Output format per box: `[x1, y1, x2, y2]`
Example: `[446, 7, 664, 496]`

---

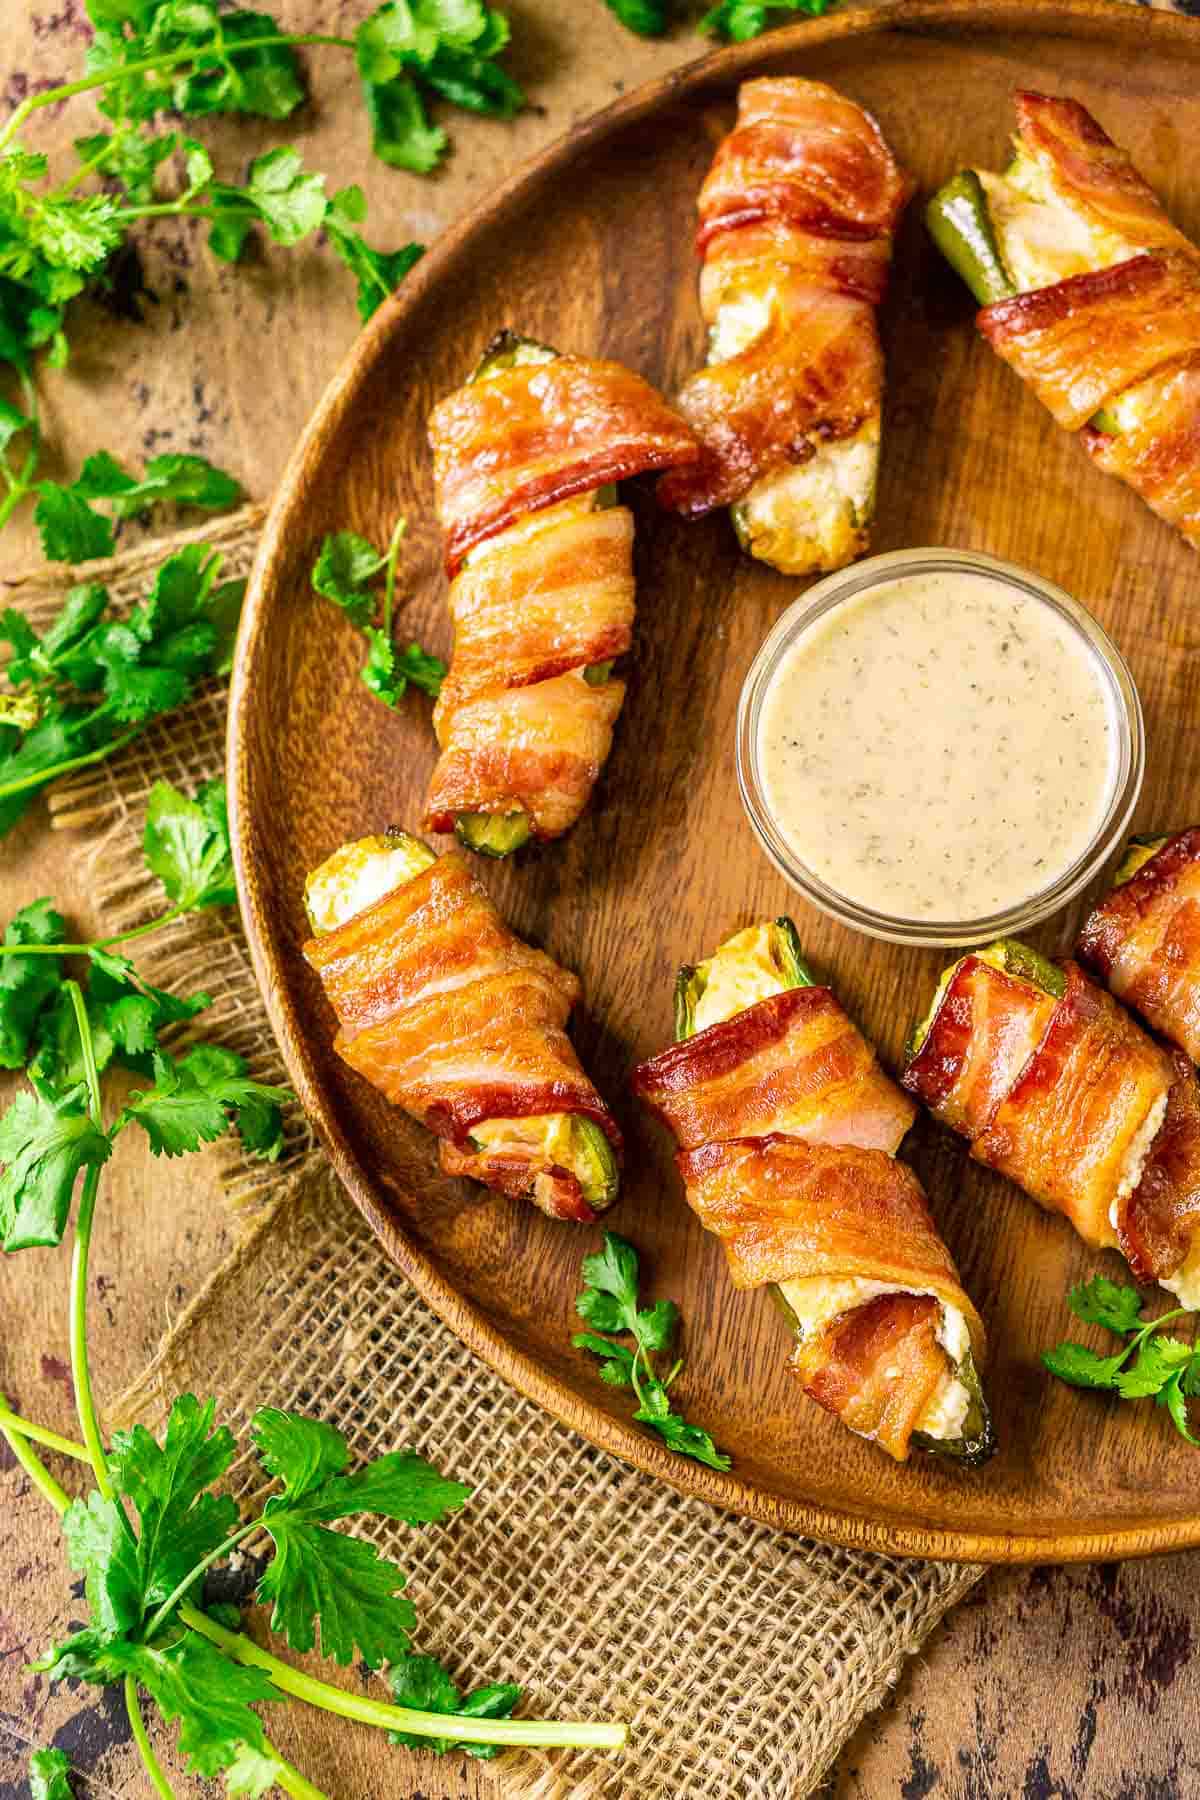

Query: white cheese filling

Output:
[305, 836, 434, 934]
[779, 1276, 972, 1442]
[980, 151, 1140, 294]
[1161, 1242, 1200, 1311]
[692, 928, 795, 1035]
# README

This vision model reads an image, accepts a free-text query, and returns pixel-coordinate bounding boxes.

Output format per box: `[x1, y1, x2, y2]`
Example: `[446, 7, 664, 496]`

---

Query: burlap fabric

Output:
[12, 513, 983, 1797]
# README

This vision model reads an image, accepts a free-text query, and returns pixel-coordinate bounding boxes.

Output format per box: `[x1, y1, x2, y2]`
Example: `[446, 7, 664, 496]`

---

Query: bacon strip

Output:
[1013, 92, 1191, 258]
[658, 78, 911, 520]
[902, 956, 1059, 1139]
[979, 252, 1200, 433]
[1083, 360, 1200, 547]
[677, 1135, 985, 1462]
[424, 351, 697, 842]
[424, 667, 626, 840]
[430, 354, 700, 578]
[1077, 829, 1200, 1064]
[633, 976, 987, 1462]
[303, 850, 620, 1221]
[905, 958, 1173, 1253]
[631, 986, 915, 1154]
[1118, 1051, 1200, 1284]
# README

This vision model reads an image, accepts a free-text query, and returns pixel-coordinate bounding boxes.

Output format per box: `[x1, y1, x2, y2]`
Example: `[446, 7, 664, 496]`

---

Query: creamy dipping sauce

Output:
[756, 570, 1119, 923]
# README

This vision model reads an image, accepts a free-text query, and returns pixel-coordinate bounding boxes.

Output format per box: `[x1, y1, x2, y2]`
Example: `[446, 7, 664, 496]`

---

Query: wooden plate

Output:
[229, 0, 1200, 1563]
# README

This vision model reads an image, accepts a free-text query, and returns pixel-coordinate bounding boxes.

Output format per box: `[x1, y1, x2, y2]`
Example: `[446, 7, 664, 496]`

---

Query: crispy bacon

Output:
[677, 1135, 985, 1462]
[902, 956, 1058, 1139]
[631, 986, 915, 1154]
[1117, 1051, 1200, 1283]
[658, 78, 911, 519]
[919, 961, 1172, 1251]
[979, 252, 1200, 433]
[694, 78, 913, 245]
[1077, 829, 1200, 1062]
[429, 354, 700, 577]
[1013, 92, 1191, 257]
[795, 1293, 949, 1463]
[1083, 360, 1200, 547]
[424, 669, 626, 840]
[303, 850, 619, 1219]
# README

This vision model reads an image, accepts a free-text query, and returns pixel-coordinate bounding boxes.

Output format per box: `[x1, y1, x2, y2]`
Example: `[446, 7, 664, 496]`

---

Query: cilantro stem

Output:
[0, 1402, 90, 1462]
[65, 982, 116, 1503]
[381, 515, 408, 641]
[0, 728, 141, 801]
[140, 1518, 260, 1642]
[179, 1606, 628, 1752]
[0, 906, 186, 957]
[267, 1748, 328, 1800]
[125, 1675, 177, 1800]
[0, 1415, 70, 1515]
[0, 36, 355, 156]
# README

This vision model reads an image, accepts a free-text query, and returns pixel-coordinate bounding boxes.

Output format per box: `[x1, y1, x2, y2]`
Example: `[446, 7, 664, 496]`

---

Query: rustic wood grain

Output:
[6, 1, 1200, 1795]
[231, 0, 1200, 1566]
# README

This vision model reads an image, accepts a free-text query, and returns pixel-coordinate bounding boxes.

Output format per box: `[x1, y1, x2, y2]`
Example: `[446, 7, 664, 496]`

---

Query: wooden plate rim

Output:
[229, 0, 1200, 1564]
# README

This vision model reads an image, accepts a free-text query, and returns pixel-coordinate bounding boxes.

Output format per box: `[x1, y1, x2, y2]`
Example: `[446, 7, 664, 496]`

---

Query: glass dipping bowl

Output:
[735, 548, 1144, 948]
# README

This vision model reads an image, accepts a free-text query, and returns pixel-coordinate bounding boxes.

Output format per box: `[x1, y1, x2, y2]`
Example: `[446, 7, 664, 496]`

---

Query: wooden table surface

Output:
[1, 4, 1197, 1796]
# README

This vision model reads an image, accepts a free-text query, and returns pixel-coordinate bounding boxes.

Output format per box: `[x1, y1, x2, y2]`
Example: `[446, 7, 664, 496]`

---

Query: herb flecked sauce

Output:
[757, 571, 1118, 922]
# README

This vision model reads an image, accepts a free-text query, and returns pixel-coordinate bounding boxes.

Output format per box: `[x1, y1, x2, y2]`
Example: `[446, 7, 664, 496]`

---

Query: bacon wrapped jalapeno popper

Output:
[927, 92, 1200, 547]
[903, 940, 1200, 1303]
[424, 332, 700, 858]
[303, 831, 621, 1222]
[632, 921, 992, 1465]
[657, 79, 914, 574]
[1078, 830, 1200, 1065]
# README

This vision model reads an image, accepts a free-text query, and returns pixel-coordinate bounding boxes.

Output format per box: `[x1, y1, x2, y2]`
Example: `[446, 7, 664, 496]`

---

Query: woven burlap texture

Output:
[10, 515, 985, 1799]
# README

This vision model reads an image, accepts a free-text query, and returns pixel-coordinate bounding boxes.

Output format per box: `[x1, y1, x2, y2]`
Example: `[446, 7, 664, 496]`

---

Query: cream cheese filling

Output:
[779, 1275, 972, 1441]
[1108, 1089, 1172, 1245]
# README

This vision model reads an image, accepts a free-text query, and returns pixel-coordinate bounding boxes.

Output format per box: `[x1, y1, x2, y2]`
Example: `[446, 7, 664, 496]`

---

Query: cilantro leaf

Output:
[92, 5, 304, 125]
[699, 0, 834, 41]
[224, 1745, 283, 1797]
[1114, 1336, 1195, 1399]
[108, 1393, 240, 1609]
[71, 448, 243, 519]
[602, 0, 669, 32]
[1068, 1274, 1147, 1336]
[633, 1298, 679, 1355]
[207, 146, 328, 259]
[1161, 1370, 1200, 1446]
[120, 1045, 290, 1160]
[29, 1748, 74, 1800]
[251, 1409, 471, 1524]
[250, 1409, 468, 1664]
[363, 74, 447, 173]
[0, 898, 66, 1069]
[579, 1232, 639, 1326]
[1040, 1342, 1129, 1389]
[143, 778, 235, 911]
[62, 1488, 142, 1637]
[324, 209, 423, 322]
[311, 531, 386, 627]
[109, 1632, 278, 1777]
[0, 1080, 111, 1251]
[393, 641, 446, 699]
[651, 1412, 731, 1470]
[34, 482, 114, 563]
[388, 1652, 521, 1758]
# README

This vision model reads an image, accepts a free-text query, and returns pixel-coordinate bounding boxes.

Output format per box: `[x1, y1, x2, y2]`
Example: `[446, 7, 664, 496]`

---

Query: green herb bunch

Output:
[0, 541, 245, 839]
[1043, 1274, 1200, 1444]
[602, 0, 835, 42]
[0, 0, 527, 537]
[0, 777, 625, 1796]
[311, 516, 446, 710]
[574, 1231, 730, 1470]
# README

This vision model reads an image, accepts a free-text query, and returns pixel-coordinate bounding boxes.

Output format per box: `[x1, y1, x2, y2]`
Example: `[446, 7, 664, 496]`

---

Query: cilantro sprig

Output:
[0, 545, 245, 837]
[600, 0, 835, 37]
[1043, 1274, 1200, 1445]
[0, 0, 531, 534]
[0, 778, 627, 1792]
[574, 1232, 730, 1471]
[311, 516, 446, 711]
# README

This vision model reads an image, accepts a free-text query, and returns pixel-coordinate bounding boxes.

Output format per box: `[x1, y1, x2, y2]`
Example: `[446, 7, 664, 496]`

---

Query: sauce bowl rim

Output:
[735, 546, 1145, 949]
